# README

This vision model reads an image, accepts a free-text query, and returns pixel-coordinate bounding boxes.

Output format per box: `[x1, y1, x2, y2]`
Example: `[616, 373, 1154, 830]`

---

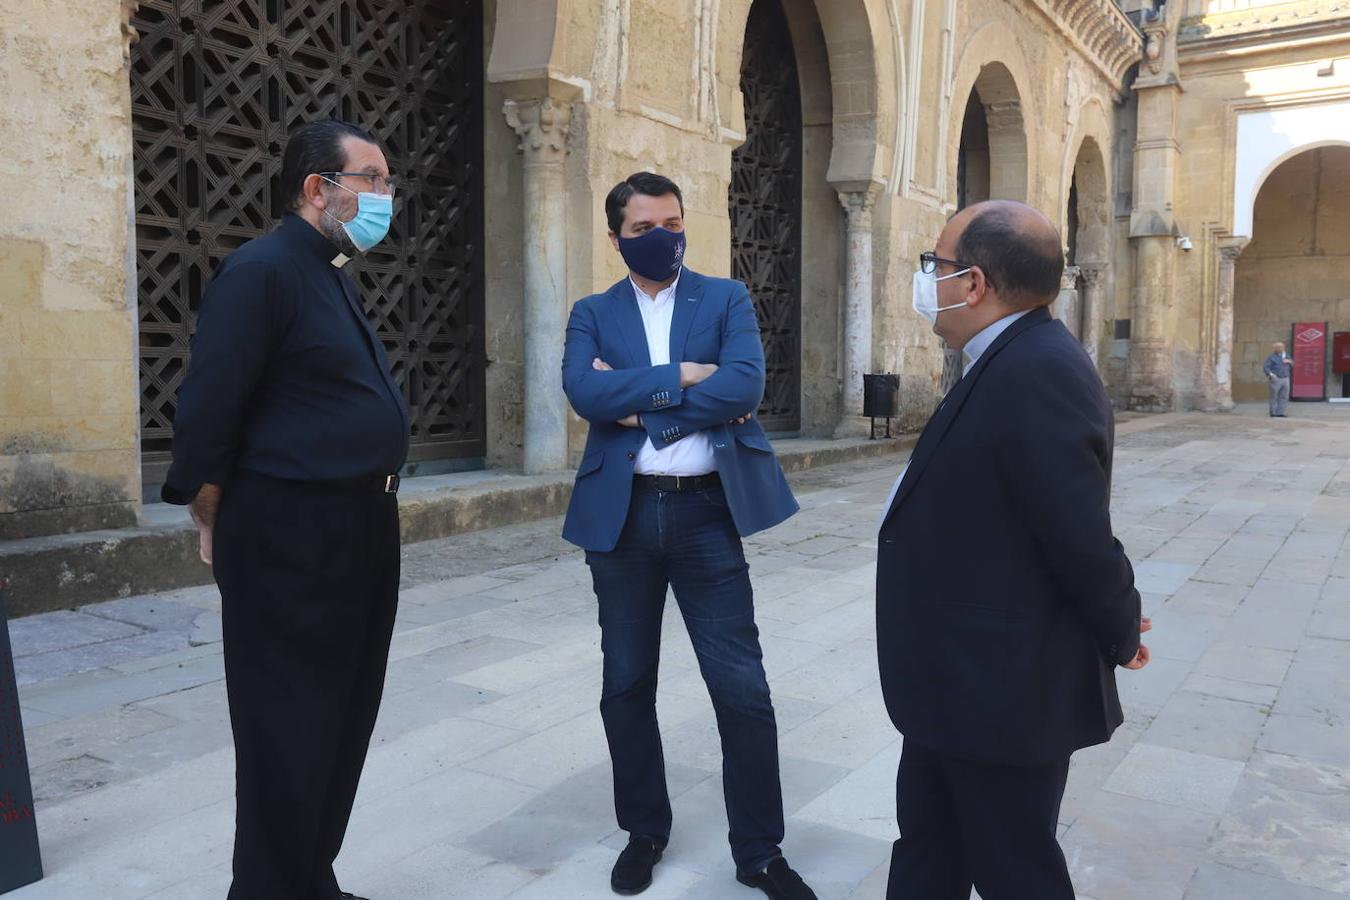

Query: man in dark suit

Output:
[562, 173, 814, 899]
[876, 200, 1152, 899]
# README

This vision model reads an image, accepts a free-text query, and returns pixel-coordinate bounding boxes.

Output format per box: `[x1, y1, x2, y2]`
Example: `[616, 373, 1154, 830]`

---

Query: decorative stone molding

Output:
[1079, 263, 1107, 288]
[503, 98, 573, 163]
[837, 189, 877, 234]
[1134, 1, 1183, 87]
[1029, 0, 1144, 86]
[1061, 264, 1083, 292]
[121, 0, 142, 62]
[1179, 0, 1350, 45]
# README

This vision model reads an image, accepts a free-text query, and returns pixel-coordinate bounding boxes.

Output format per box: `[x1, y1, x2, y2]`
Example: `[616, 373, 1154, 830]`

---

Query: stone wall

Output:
[0, 1, 139, 540]
[0, 0, 1137, 538]
[1233, 146, 1350, 401]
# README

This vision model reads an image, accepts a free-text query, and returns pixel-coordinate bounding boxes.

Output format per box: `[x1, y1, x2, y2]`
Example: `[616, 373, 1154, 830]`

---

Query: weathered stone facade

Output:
[32, 0, 1345, 540]
[1121, 0, 1350, 410]
[0, 1, 139, 539]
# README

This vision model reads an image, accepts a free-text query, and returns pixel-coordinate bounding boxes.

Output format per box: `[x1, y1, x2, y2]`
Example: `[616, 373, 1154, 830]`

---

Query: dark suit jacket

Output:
[876, 306, 1141, 766]
[561, 269, 799, 552]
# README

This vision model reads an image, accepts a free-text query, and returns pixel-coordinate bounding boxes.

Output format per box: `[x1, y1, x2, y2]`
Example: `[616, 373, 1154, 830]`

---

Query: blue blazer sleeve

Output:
[639, 284, 765, 446]
[562, 298, 684, 424]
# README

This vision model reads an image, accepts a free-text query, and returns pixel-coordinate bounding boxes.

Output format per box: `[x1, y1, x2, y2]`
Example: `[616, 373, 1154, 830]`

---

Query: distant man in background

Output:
[1264, 341, 1293, 417]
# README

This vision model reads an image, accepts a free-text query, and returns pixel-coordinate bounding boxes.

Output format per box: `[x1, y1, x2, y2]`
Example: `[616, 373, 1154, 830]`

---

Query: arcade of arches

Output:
[1233, 146, 1350, 402]
[2, 0, 1348, 539]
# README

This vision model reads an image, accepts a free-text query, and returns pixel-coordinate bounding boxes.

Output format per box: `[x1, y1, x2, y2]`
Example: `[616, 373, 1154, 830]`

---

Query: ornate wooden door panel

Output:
[730, 0, 803, 433]
[130, 0, 485, 482]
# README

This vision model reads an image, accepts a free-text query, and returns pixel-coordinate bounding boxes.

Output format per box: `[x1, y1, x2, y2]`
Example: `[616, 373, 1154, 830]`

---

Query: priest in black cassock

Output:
[162, 119, 409, 900]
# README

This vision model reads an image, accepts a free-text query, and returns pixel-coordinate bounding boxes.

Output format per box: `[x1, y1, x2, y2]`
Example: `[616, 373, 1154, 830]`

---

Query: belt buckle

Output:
[383, 474, 400, 493]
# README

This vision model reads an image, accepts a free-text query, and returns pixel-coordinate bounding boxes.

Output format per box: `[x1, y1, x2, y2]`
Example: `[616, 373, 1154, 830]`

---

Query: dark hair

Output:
[954, 205, 1064, 305]
[280, 120, 379, 212]
[605, 172, 684, 233]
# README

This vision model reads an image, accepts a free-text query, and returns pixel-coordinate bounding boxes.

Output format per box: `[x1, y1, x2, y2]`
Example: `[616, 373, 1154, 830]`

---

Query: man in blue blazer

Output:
[877, 201, 1152, 899]
[561, 173, 812, 900]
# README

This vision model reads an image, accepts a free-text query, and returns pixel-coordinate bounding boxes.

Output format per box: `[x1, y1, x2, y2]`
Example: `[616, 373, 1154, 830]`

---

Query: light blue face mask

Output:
[321, 176, 393, 252]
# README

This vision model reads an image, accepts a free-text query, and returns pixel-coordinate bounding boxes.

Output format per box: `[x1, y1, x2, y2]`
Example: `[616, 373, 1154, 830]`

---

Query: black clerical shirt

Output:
[161, 214, 411, 505]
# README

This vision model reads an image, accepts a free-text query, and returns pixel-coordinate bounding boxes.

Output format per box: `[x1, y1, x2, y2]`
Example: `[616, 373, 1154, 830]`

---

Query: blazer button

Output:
[627, 451, 636, 460]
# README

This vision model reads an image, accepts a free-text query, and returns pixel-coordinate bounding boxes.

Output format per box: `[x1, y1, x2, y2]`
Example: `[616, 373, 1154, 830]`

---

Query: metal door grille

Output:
[730, 0, 803, 432]
[130, 0, 486, 482]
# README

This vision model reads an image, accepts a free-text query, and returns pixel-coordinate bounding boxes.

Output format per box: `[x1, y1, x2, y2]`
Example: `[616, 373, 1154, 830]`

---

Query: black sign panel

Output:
[0, 582, 42, 893]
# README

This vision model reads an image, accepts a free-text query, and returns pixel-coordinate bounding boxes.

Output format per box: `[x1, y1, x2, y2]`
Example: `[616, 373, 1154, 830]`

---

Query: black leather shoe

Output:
[611, 836, 663, 895]
[339, 894, 369, 900]
[737, 857, 817, 900]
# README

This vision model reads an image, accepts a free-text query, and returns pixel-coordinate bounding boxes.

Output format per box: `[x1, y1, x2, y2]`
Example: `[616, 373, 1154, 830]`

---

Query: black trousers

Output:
[213, 470, 400, 900]
[887, 739, 1074, 900]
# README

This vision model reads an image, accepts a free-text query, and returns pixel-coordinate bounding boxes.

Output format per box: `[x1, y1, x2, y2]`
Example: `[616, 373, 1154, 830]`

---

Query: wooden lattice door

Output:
[130, 0, 486, 483]
[730, 0, 803, 433]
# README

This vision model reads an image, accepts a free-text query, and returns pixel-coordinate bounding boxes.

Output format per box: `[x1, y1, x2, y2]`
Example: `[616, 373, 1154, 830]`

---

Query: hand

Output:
[1123, 644, 1150, 670]
[1140, 616, 1152, 634]
[196, 525, 214, 567]
[592, 358, 613, 372]
[188, 484, 222, 567]
[680, 361, 718, 388]
[730, 411, 755, 425]
[616, 414, 641, 428]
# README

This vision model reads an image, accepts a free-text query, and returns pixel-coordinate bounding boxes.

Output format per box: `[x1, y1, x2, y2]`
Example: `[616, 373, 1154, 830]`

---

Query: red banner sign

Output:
[1291, 322, 1327, 400]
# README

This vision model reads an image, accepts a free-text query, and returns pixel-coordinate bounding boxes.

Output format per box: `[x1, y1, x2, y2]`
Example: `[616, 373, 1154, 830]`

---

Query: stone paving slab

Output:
[6, 405, 1350, 899]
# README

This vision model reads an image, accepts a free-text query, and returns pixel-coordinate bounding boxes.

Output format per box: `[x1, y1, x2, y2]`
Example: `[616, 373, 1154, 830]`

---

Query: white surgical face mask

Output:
[912, 268, 971, 325]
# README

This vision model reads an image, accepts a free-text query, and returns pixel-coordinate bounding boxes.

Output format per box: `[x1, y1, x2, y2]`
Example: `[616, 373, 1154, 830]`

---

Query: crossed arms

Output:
[561, 286, 767, 445]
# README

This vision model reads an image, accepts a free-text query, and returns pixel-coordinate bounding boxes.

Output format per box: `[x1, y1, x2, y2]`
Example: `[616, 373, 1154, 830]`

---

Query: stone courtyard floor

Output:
[7, 403, 1350, 899]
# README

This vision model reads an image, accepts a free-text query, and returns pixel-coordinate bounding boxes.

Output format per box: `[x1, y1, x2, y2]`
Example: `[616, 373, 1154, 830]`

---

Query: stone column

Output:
[835, 187, 878, 436]
[1053, 265, 1082, 338]
[1213, 239, 1247, 411]
[1127, 2, 1183, 412]
[505, 98, 572, 473]
[1079, 264, 1107, 368]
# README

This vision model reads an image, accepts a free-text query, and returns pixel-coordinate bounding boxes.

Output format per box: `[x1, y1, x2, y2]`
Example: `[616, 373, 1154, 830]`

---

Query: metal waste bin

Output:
[863, 373, 900, 439]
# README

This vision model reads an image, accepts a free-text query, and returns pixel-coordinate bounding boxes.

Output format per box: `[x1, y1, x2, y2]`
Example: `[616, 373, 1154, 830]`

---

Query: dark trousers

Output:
[213, 470, 400, 900]
[887, 739, 1074, 900]
[585, 482, 784, 874]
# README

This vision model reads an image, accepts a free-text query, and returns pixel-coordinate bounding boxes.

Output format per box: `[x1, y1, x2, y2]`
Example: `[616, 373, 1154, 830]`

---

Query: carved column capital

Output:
[504, 98, 573, 163]
[1079, 263, 1108, 288]
[1060, 265, 1082, 291]
[1218, 239, 1248, 266]
[121, 0, 142, 62]
[836, 187, 878, 233]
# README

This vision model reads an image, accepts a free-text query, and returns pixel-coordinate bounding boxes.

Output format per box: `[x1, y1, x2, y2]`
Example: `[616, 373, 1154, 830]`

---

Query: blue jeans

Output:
[585, 481, 784, 875]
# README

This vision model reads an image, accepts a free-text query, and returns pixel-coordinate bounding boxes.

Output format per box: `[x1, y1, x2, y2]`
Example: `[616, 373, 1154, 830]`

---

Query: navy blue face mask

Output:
[618, 227, 686, 282]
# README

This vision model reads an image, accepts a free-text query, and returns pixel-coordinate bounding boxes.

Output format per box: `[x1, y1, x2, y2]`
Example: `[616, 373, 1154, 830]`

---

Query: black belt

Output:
[633, 472, 720, 492]
[321, 473, 401, 493]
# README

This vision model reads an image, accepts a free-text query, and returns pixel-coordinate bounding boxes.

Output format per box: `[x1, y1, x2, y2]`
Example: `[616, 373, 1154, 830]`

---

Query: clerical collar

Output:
[280, 212, 345, 265]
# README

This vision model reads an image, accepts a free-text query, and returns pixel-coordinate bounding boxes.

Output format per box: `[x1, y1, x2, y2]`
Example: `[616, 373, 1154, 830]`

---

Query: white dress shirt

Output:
[631, 272, 717, 476]
[880, 309, 1032, 523]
